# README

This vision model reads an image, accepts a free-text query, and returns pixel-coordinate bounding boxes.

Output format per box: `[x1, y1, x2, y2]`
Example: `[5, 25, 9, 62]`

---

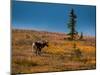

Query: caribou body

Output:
[32, 40, 48, 56]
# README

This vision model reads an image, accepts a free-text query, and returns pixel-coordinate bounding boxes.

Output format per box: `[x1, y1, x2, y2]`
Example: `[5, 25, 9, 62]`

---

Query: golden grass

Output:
[12, 29, 96, 74]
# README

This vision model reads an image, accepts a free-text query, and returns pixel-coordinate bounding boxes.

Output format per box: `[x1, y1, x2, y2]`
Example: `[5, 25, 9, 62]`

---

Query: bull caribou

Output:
[32, 40, 48, 56]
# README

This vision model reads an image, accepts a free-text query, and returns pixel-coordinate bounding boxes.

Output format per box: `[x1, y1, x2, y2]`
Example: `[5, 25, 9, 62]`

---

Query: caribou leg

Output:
[34, 48, 38, 56]
[38, 48, 42, 56]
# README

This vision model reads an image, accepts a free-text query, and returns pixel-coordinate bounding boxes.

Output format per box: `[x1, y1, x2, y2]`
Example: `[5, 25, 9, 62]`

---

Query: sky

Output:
[12, 0, 96, 36]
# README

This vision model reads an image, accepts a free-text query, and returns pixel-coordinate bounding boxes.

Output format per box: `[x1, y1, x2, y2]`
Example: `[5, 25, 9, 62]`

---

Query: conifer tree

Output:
[67, 9, 77, 40]
[79, 32, 83, 40]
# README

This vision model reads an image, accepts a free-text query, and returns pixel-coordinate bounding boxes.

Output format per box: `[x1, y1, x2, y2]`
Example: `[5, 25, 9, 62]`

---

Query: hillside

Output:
[12, 29, 96, 74]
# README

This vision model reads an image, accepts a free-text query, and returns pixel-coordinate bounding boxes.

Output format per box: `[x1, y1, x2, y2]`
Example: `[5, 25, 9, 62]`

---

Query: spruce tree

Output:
[67, 9, 77, 40]
[79, 32, 83, 40]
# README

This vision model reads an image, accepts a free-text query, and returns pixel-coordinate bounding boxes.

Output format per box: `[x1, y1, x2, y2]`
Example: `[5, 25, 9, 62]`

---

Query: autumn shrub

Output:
[71, 43, 83, 61]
